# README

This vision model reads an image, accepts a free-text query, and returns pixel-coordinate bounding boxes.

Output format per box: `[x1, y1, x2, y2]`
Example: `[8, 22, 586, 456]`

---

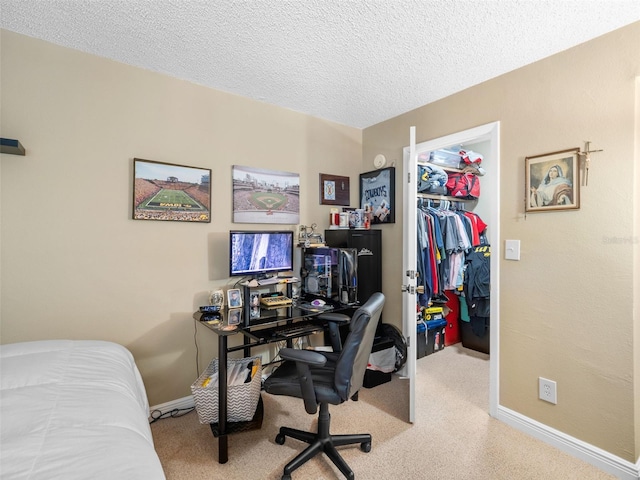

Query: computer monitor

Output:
[229, 230, 294, 278]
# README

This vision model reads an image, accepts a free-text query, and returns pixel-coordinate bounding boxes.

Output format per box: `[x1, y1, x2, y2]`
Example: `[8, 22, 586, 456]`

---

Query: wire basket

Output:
[191, 356, 262, 424]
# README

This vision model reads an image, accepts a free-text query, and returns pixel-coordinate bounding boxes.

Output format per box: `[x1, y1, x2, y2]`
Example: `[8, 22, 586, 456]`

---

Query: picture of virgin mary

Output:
[529, 164, 573, 207]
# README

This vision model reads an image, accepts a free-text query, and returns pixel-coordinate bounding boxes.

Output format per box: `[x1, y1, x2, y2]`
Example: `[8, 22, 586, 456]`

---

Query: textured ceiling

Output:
[1, 0, 639, 129]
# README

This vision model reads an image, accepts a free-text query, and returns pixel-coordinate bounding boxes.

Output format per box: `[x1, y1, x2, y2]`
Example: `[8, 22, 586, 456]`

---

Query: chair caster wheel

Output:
[281, 475, 291, 480]
[275, 433, 286, 445]
[361, 441, 371, 453]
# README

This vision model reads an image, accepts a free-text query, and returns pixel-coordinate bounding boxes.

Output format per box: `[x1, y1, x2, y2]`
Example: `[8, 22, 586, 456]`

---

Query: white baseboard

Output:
[496, 405, 639, 480]
[149, 395, 195, 416]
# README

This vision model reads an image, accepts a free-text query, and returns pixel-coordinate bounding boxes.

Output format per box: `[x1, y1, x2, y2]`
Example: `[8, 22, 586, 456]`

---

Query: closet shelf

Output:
[417, 160, 463, 173]
[418, 192, 477, 202]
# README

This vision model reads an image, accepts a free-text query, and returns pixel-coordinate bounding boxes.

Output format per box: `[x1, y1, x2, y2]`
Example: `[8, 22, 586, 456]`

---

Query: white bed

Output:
[0, 340, 165, 480]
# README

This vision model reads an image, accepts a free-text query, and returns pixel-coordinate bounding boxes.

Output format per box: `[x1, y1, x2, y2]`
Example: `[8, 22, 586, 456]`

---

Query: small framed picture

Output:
[525, 148, 580, 213]
[319, 173, 350, 205]
[227, 308, 242, 326]
[250, 305, 261, 320]
[248, 292, 261, 319]
[249, 292, 260, 307]
[227, 288, 242, 308]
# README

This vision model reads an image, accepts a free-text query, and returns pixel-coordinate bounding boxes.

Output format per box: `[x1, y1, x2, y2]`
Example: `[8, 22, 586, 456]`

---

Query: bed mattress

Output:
[0, 340, 165, 479]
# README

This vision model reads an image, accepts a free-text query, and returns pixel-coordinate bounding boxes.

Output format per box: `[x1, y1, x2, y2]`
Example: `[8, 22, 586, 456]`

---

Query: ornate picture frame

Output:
[359, 167, 395, 224]
[525, 148, 580, 213]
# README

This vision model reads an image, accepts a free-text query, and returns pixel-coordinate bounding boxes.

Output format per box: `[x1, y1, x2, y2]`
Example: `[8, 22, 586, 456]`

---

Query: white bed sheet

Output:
[0, 340, 165, 480]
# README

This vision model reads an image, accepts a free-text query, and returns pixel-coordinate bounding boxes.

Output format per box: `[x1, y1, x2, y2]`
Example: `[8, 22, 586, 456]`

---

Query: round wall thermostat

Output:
[374, 154, 386, 169]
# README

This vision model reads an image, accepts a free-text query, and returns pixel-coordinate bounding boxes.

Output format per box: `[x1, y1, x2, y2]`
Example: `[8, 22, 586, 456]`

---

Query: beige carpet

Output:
[151, 344, 614, 479]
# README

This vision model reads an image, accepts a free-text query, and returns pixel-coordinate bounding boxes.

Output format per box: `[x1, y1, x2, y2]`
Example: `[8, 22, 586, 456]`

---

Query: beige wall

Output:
[0, 30, 362, 406]
[363, 23, 639, 462]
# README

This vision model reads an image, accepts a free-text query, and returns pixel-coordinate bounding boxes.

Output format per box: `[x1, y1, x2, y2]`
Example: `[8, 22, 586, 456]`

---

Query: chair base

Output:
[275, 403, 371, 480]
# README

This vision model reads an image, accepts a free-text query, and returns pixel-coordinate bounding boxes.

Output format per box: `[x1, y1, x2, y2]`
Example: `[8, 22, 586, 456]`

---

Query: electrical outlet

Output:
[539, 377, 557, 404]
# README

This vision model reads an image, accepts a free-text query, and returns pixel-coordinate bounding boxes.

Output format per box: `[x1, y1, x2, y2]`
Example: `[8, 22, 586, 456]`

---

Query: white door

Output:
[402, 122, 501, 422]
[401, 127, 418, 423]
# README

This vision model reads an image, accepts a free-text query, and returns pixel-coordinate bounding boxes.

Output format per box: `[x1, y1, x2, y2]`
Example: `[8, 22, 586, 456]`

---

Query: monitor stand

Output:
[257, 276, 280, 286]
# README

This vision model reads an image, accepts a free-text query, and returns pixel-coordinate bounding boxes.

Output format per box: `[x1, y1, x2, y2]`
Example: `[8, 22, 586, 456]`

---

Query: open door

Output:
[402, 122, 501, 423]
[401, 127, 418, 423]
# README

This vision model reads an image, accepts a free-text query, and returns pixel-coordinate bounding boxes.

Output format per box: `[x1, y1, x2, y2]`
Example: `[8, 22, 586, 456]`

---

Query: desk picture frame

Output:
[359, 167, 395, 224]
[250, 305, 261, 320]
[525, 148, 580, 213]
[227, 288, 243, 308]
[249, 292, 260, 307]
[227, 308, 243, 326]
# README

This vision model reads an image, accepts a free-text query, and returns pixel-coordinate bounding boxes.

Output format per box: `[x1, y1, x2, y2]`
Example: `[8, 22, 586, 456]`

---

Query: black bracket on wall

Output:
[0, 138, 26, 155]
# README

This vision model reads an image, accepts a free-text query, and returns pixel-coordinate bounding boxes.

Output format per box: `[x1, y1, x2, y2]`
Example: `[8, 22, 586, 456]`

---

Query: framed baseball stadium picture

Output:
[133, 158, 211, 222]
[525, 148, 580, 213]
[359, 167, 395, 224]
[232, 165, 300, 224]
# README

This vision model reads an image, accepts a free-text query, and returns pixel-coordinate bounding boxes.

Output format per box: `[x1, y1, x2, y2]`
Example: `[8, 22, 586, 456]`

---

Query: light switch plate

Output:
[505, 239, 520, 260]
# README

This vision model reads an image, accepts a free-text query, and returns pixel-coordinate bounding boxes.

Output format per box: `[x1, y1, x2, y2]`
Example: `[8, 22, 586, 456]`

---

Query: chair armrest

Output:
[279, 348, 327, 366]
[318, 312, 350, 324]
[319, 312, 350, 353]
[278, 348, 326, 414]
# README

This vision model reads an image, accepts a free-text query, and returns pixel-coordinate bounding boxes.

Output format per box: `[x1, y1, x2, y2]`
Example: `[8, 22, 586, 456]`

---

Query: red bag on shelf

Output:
[446, 172, 480, 199]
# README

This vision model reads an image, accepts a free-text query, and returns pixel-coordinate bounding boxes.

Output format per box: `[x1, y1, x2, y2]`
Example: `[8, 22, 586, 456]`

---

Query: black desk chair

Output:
[263, 292, 385, 480]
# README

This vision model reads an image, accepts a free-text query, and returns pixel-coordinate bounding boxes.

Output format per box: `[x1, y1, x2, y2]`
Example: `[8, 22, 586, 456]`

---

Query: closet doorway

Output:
[402, 122, 500, 423]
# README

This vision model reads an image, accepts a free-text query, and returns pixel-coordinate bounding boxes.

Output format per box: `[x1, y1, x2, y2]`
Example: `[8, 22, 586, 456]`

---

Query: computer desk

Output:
[193, 300, 353, 464]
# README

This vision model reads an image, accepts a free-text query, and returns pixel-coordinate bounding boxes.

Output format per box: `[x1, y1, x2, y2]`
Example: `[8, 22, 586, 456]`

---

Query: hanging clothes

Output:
[463, 243, 491, 336]
[416, 199, 488, 306]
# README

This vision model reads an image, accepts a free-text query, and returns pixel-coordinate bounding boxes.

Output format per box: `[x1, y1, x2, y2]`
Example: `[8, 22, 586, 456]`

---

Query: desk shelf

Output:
[209, 395, 264, 438]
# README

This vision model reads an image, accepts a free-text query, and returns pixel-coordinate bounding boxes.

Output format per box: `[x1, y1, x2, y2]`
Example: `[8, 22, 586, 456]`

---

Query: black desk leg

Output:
[218, 335, 228, 464]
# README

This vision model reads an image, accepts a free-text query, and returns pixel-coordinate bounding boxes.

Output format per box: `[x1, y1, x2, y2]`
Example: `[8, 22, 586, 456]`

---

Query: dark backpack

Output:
[446, 172, 480, 198]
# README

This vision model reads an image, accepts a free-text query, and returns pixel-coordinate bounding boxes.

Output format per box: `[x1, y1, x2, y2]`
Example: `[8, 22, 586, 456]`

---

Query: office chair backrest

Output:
[334, 292, 385, 401]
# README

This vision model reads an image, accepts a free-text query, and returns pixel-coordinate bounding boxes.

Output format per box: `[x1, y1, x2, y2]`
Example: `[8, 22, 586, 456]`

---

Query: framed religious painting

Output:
[525, 148, 580, 213]
[359, 167, 395, 224]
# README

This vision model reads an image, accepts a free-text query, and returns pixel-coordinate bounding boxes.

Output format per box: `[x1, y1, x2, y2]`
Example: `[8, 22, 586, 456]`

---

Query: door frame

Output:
[402, 121, 500, 421]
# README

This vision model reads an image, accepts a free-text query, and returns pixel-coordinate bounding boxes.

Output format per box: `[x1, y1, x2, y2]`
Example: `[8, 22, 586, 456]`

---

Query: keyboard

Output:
[267, 321, 324, 339]
[260, 296, 293, 307]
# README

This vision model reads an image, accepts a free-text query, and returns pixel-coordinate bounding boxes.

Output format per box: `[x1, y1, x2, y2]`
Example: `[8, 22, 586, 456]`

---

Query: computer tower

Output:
[324, 229, 381, 305]
[300, 247, 358, 305]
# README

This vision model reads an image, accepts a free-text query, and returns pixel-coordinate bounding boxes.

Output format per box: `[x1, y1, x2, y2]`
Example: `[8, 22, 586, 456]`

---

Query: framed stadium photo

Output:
[232, 165, 300, 224]
[133, 158, 211, 222]
[359, 167, 395, 224]
[525, 148, 580, 213]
